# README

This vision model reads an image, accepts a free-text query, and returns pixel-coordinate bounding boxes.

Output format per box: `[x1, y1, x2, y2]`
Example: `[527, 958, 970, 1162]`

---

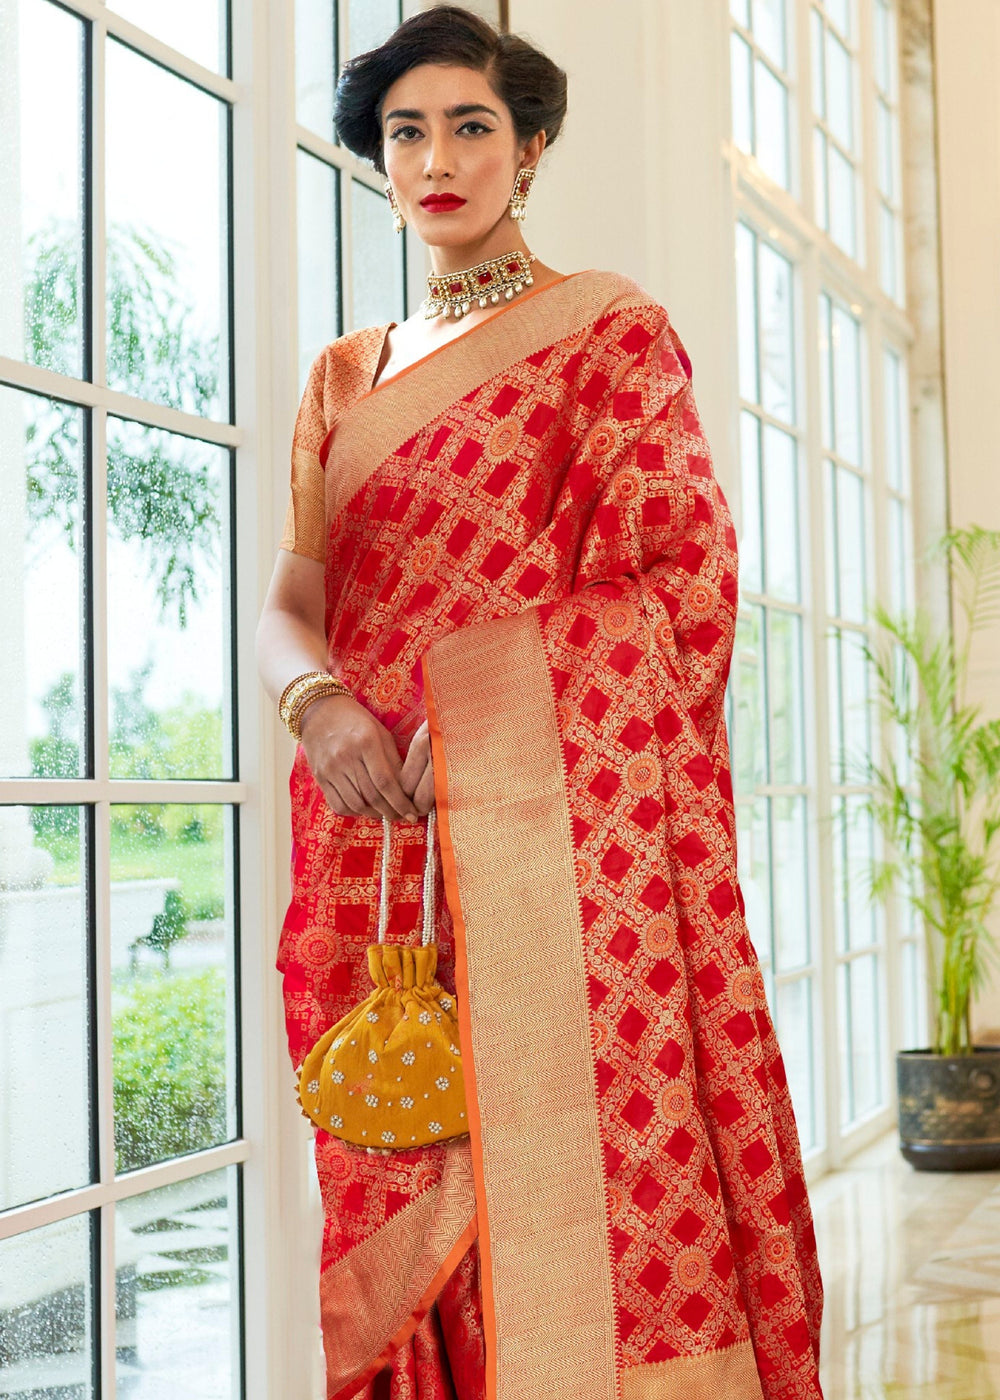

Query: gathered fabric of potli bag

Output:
[298, 805, 470, 1151]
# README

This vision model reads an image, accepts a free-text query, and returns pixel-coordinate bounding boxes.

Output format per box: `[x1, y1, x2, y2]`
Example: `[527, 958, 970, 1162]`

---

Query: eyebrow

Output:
[383, 103, 501, 123]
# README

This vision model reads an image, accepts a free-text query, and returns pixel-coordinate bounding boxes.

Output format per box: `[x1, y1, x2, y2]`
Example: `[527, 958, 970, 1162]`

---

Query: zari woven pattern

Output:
[277, 270, 824, 1400]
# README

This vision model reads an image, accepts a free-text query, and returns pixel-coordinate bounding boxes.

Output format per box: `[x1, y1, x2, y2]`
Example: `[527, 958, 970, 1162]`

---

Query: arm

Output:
[256, 548, 427, 822]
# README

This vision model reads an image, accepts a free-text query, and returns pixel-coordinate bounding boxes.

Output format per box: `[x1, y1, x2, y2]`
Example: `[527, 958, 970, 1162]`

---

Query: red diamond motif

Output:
[637, 1255, 671, 1298]
[676, 1292, 712, 1332]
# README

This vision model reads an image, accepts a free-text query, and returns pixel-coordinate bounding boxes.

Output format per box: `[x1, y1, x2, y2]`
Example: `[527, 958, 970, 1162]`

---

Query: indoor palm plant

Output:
[864, 524, 1000, 1169]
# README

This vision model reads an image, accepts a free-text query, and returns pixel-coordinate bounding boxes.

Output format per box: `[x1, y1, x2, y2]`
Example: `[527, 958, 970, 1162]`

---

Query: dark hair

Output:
[334, 4, 568, 175]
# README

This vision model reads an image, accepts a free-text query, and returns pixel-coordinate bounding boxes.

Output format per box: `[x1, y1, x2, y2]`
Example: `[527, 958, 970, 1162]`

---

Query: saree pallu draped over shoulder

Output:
[277, 270, 825, 1400]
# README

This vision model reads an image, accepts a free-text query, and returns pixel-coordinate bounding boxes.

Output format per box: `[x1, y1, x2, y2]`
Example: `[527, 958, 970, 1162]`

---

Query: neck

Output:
[429, 224, 531, 276]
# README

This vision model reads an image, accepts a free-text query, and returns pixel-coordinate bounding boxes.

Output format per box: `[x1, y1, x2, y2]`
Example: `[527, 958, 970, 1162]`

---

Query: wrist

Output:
[278, 670, 353, 741]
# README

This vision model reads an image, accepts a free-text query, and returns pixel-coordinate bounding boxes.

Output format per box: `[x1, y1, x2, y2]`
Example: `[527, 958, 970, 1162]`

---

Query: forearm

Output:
[255, 604, 331, 703]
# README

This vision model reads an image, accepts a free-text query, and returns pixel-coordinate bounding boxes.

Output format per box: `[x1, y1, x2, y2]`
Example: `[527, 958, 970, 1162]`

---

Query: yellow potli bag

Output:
[297, 806, 469, 1150]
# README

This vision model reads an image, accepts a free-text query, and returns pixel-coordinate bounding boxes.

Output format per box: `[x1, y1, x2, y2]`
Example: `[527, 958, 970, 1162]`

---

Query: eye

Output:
[459, 120, 493, 135]
[389, 124, 421, 141]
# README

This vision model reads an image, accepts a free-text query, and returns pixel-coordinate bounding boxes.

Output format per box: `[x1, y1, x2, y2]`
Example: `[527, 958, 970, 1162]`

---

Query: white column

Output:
[932, 0, 1000, 1037]
[0, 0, 54, 891]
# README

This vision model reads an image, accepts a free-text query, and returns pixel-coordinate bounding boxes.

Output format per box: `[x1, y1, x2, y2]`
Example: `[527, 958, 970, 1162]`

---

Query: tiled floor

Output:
[811, 1132, 1000, 1399]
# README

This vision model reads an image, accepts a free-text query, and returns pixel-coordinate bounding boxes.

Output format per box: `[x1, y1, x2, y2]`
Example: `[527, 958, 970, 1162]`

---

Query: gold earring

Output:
[508, 166, 536, 222]
[384, 181, 405, 234]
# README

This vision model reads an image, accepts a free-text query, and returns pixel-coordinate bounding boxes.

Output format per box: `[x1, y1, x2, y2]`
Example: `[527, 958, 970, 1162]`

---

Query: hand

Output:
[399, 719, 435, 815]
[299, 694, 421, 823]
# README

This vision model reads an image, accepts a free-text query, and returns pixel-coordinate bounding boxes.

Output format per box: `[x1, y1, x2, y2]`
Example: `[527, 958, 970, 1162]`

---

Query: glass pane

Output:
[0, 806, 90, 1210]
[883, 346, 904, 492]
[758, 242, 795, 424]
[106, 418, 230, 780]
[762, 424, 799, 601]
[900, 939, 924, 1049]
[736, 798, 772, 965]
[837, 960, 853, 1123]
[772, 795, 809, 971]
[889, 497, 908, 615]
[731, 32, 753, 152]
[831, 796, 848, 952]
[876, 99, 894, 198]
[848, 953, 882, 1118]
[825, 29, 854, 150]
[776, 977, 815, 1149]
[835, 466, 867, 621]
[0, 387, 85, 779]
[0, 1213, 94, 1397]
[874, 0, 896, 98]
[768, 610, 804, 785]
[738, 410, 763, 595]
[841, 628, 871, 779]
[108, 0, 226, 72]
[817, 299, 832, 454]
[828, 635, 845, 787]
[116, 1167, 239, 1396]
[846, 793, 877, 949]
[106, 40, 229, 420]
[831, 303, 862, 465]
[828, 145, 856, 259]
[752, 0, 786, 68]
[349, 0, 400, 58]
[879, 202, 898, 302]
[755, 60, 790, 190]
[297, 151, 341, 391]
[296, 0, 337, 138]
[351, 180, 405, 332]
[825, 0, 850, 39]
[733, 606, 767, 793]
[731, 0, 750, 25]
[111, 805, 236, 1173]
[810, 9, 826, 118]
[813, 128, 829, 235]
[0, 0, 85, 377]
[736, 223, 758, 404]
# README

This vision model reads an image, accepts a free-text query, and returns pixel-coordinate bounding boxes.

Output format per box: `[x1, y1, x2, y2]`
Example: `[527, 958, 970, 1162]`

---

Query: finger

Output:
[350, 772, 408, 823]
[413, 759, 436, 815]
[367, 739, 421, 821]
[399, 731, 430, 794]
[321, 773, 366, 818]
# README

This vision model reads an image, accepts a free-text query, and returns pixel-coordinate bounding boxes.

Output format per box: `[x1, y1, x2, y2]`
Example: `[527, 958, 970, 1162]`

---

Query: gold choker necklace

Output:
[423, 251, 536, 320]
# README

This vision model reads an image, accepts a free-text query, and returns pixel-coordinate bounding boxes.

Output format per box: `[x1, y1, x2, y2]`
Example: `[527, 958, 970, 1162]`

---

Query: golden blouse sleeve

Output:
[279, 351, 329, 563]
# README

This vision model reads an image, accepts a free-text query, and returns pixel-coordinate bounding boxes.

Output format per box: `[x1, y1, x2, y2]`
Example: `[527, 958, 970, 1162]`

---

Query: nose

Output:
[423, 132, 453, 182]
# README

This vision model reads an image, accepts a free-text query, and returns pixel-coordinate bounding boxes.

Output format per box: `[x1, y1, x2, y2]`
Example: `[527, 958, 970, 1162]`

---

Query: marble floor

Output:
[811, 1132, 1000, 1399]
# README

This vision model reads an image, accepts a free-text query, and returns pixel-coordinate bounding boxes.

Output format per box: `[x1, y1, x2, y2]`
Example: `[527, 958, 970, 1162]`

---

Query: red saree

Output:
[277, 269, 824, 1400]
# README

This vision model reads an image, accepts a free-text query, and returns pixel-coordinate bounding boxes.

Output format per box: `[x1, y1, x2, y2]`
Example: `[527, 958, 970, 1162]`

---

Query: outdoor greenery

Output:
[113, 968, 228, 1172]
[30, 669, 226, 919]
[864, 525, 1000, 1055]
[26, 217, 222, 622]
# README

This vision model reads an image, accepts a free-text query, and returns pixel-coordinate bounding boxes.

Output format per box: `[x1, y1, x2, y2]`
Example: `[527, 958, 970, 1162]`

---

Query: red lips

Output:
[420, 194, 467, 210]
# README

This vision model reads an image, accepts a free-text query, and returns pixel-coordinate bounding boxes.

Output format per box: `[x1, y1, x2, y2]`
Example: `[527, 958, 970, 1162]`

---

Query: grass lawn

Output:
[41, 828, 226, 920]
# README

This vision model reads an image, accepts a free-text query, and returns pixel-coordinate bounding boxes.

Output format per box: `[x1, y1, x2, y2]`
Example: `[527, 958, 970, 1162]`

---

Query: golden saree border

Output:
[320, 1138, 477, 1400]
[621, 1341, 766, 1400]
[423, 609, 617, 1400]
[324, 268, 659, 525]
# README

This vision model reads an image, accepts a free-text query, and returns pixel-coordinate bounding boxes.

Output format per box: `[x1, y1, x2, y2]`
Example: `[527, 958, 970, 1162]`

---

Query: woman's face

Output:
[380, 63, 543, 251]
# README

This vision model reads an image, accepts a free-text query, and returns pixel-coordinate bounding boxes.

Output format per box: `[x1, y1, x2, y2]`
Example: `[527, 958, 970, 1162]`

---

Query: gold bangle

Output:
[278, 671, 352, 741]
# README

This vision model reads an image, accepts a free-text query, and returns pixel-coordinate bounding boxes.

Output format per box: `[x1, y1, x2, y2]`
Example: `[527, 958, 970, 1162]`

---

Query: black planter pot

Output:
[896, 1047, 1000, 1171]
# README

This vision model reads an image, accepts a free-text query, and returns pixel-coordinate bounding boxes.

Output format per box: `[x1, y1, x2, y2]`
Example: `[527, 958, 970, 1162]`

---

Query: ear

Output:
[519, 128, 547, 168]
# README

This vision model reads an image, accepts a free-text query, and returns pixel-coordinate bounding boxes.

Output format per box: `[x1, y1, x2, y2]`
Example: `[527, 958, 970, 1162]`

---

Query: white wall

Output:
[508, 0, 740, 499]
[933, 0, 1000, 1036]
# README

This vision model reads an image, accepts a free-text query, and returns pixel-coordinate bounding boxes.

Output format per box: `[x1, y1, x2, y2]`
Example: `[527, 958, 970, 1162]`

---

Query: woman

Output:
[257, 8, 824, 1400]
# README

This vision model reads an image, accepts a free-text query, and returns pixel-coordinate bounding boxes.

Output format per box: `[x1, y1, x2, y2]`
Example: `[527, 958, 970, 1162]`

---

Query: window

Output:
[295, 0, 408, 384]
[1, 0, 243, 1394]
[727, 0, 921, 1166]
